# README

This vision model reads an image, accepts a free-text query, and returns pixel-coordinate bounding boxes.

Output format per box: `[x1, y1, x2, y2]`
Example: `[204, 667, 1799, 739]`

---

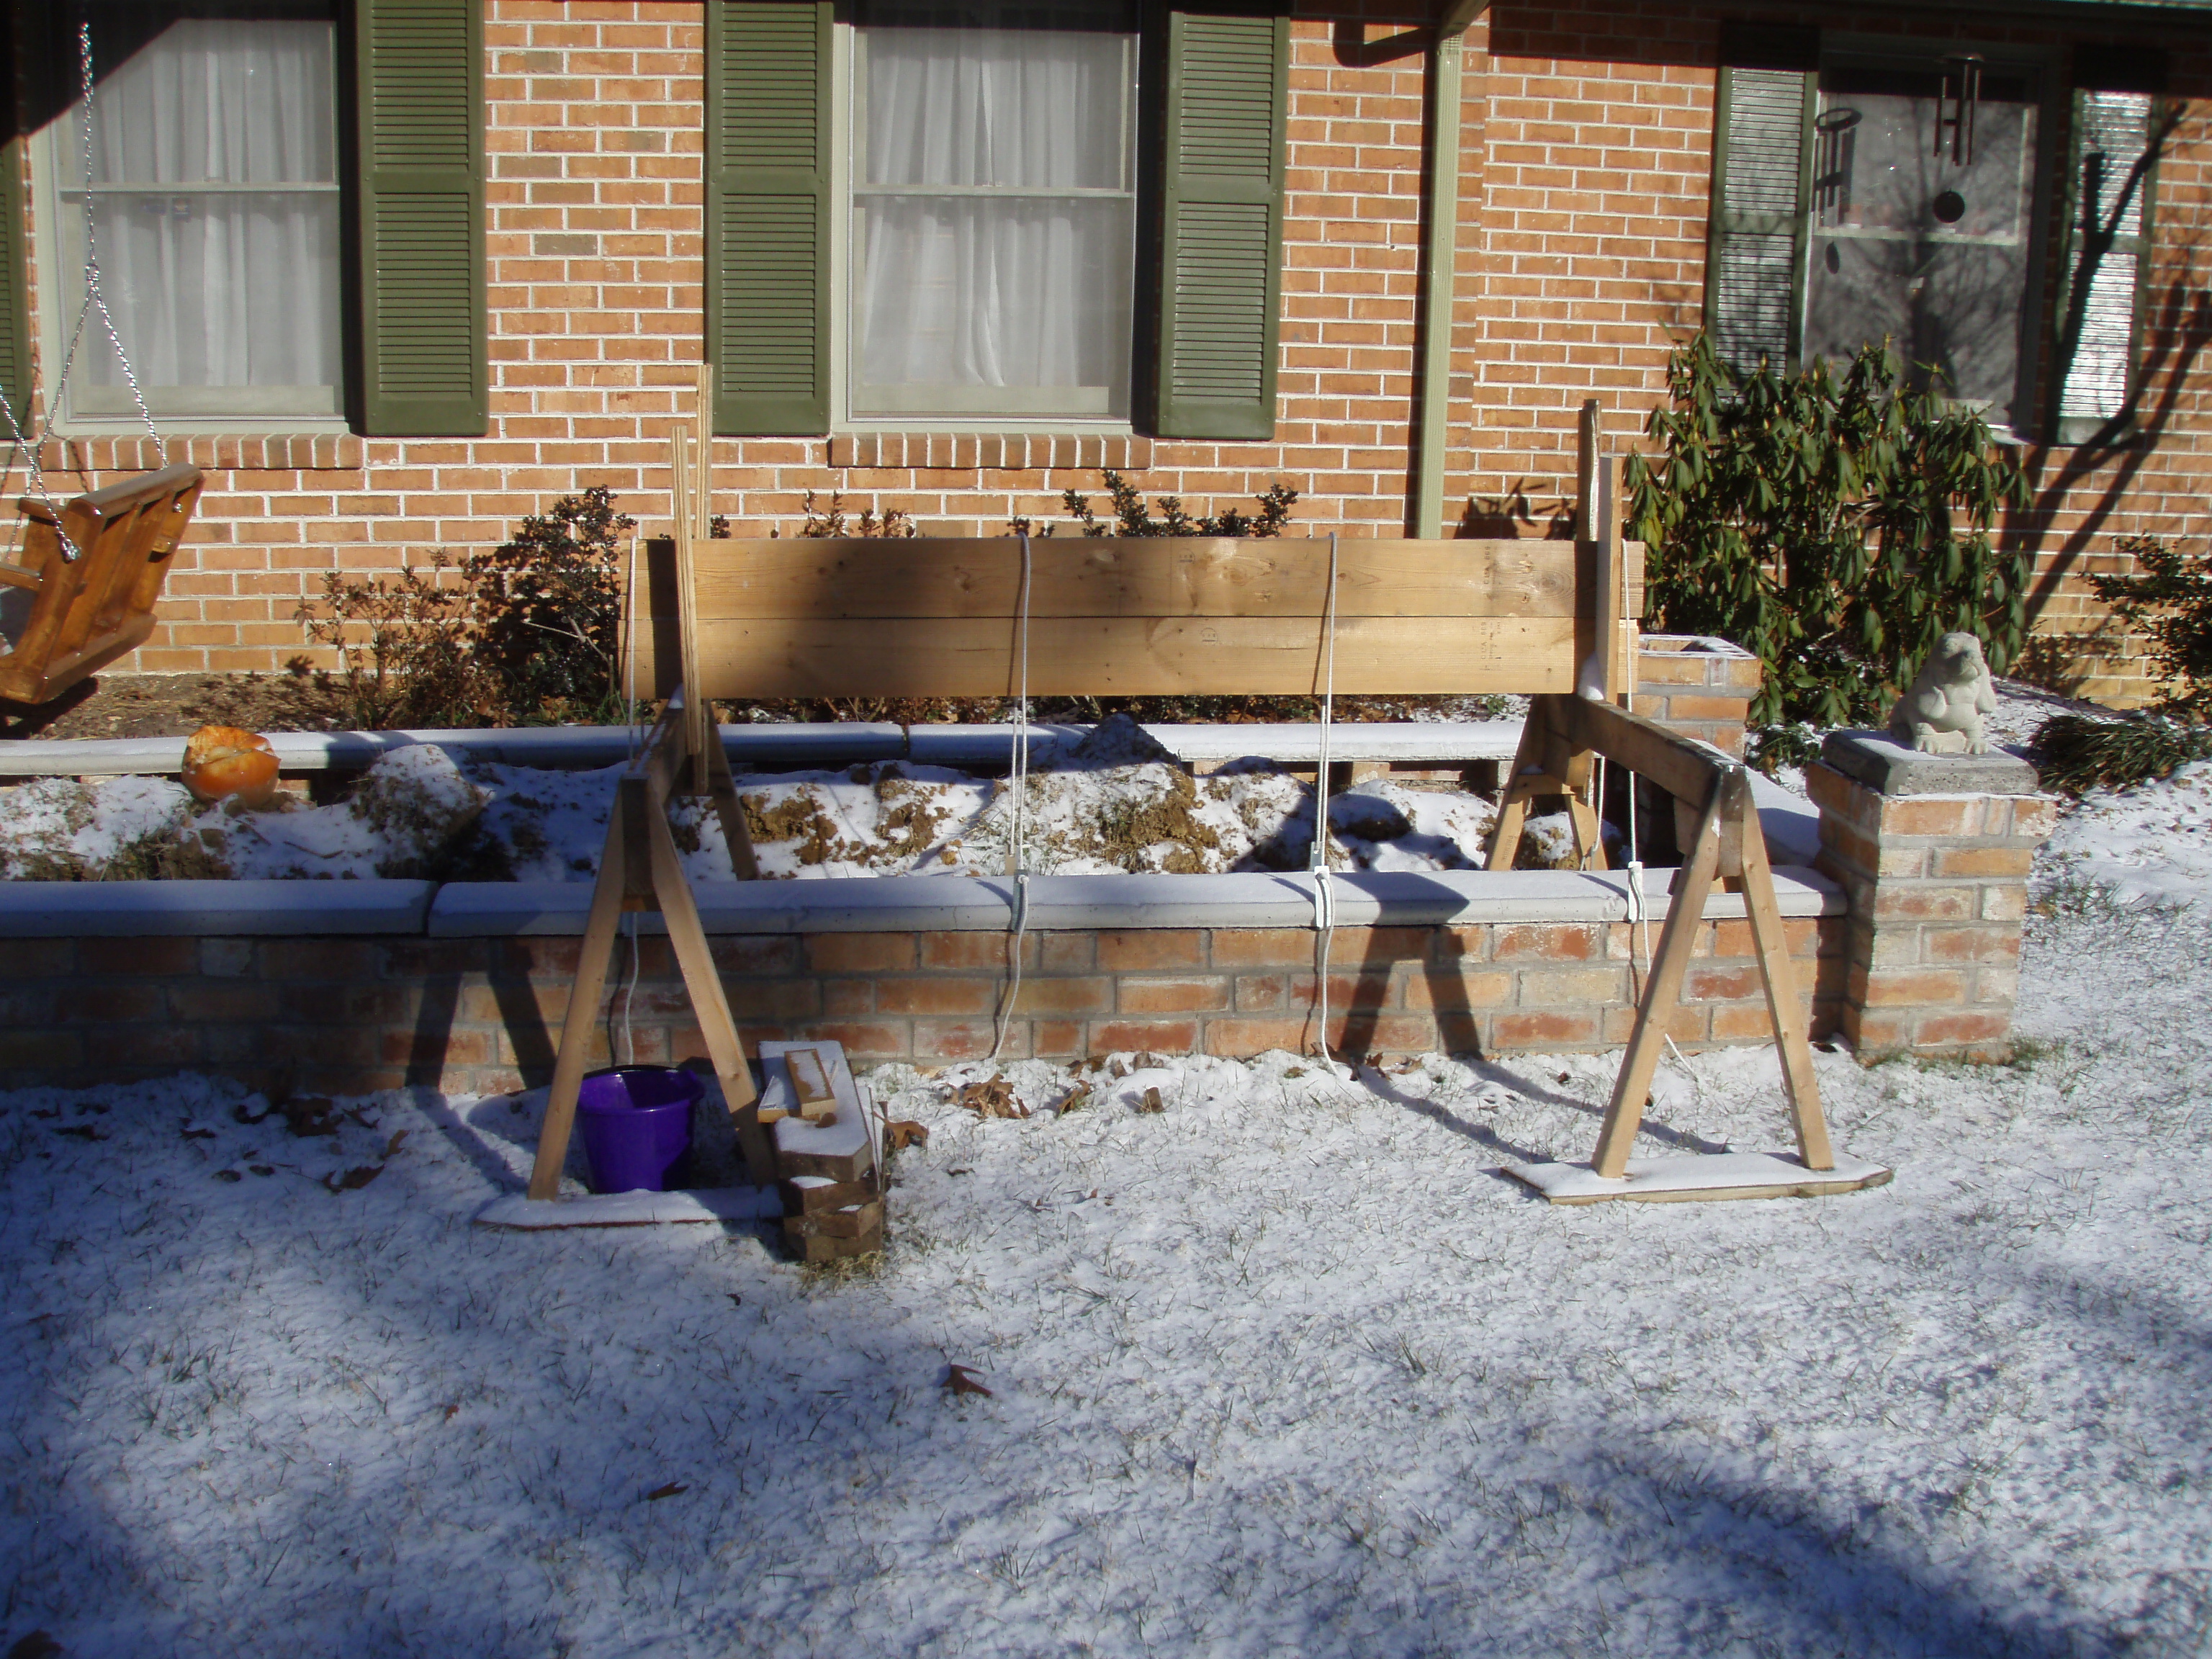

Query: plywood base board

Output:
[1504, 1151, 1893, 1206]
[475, 1185, 779, 1230]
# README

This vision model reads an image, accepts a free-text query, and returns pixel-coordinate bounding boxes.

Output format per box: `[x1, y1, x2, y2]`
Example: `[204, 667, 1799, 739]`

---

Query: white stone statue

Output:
[1889, 631, 1997, 755]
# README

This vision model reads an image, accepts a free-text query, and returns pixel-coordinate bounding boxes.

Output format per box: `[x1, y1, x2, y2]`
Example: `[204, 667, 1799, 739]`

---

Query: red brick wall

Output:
[0, 916, 1842, 1097]
[9, 0, 2208, 701]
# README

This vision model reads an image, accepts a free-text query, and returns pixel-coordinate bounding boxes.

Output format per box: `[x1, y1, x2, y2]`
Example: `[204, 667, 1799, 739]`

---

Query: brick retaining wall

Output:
[0, 916, 1843, 1099]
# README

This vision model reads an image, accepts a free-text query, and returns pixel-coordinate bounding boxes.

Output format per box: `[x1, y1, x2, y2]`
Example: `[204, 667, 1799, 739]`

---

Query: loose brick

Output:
[1519, 966, 1629, 1005]
[806, 933, 918, 973]
[1493, 1009, 1602, 1048]
[806, 1022, 911, 1060]
[1493, 923, 1600, 961]
[1087, 1019, 1201, 1056]
[1878, 796, 1982, 837]
[1115, 976, 1231, 1013]
[1096, 930, 1206, 971]
[1930, 845, 2035, 879]
[709, 935, 804, 975]
[1924, 926, 2022, 963]
[1210, 929, 1316, 967]
[1913, 1010, 2013, 1048]
[913, 1022, 1002, 1064]
[1203, 1016, 1313, 1058]
[1860, 968, 1969, 1007]
[1400, 966, 1514, 1010]
[920, 931, 1037, 970]
[874, 978, 996, 1017]
[81, 937, 199, 976]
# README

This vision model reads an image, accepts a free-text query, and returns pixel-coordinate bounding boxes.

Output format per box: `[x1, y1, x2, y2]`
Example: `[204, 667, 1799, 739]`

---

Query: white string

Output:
[619, 913, 641, 1066]
[624, 534, 642, 764]
[1622, 766, 1701, 1094]
[987, 534, 1034, 1064]
[1310, 533, 1342, 1074]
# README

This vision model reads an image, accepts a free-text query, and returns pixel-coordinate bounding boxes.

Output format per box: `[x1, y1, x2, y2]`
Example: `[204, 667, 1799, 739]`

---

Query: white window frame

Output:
[826, 8, 1142, 436]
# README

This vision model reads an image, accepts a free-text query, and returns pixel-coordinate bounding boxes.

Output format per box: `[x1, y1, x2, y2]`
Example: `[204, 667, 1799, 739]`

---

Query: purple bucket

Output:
[577, 1066, 702, 1195]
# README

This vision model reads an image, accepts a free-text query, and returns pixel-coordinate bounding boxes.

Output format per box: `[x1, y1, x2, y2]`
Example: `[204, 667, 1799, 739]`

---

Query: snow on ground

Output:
[4, 897, 2211, 1658]
[2038, 760, 2212, 911]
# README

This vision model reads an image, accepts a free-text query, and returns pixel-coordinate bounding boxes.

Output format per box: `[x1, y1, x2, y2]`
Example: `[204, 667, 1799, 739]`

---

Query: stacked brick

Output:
[1808, 756, 2055, 1059]
[0, 916, 1842, 1100]
[1630, 634, 1761, 759]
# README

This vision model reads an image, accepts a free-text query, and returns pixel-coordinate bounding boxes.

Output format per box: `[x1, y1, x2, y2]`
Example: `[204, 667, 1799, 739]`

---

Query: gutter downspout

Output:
[1409, 0, 1489, 538]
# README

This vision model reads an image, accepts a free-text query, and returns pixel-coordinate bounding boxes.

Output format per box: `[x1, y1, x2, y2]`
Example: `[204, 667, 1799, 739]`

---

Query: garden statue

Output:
[1889, 631, 1997, 755]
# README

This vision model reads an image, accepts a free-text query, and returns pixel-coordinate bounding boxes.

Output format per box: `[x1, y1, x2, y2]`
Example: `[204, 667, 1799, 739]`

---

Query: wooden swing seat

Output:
[0, 464, 204, 706]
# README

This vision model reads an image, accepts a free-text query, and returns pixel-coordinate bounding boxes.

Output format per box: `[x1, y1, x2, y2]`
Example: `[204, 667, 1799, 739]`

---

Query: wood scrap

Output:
[785, 1045, 837, 1123]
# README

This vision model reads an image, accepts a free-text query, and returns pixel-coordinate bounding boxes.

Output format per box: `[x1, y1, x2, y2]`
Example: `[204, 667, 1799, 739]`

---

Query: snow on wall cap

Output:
[0, 878, 434, 936]
[1820, 730, 2042, 799]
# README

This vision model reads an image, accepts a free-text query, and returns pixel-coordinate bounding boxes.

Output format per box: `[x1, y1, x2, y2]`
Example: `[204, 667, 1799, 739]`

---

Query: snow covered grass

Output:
[5, 900, 2211, 1657]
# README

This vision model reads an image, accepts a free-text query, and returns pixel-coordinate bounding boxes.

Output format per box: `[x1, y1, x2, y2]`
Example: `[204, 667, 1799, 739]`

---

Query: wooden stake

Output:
[527, 800, 635, 1201]
[1729, 777, 1836, 1170]
[1591, 775, 1724, 1178]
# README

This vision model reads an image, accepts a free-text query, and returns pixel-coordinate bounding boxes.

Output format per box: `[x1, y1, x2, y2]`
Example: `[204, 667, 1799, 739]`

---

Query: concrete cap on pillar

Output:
[1820, 730, 2041, 797]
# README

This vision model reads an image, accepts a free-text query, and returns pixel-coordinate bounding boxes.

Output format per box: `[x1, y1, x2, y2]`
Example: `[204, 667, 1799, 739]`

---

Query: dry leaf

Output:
[644, 1481, 688, 1501]
[958, 1076, 1028, 1120]
[384, 1129, 410, 1158]
[181, 1125, 216, 1141]
[9, 1629, 63, 1659]
[884, 1119, 930, 1153]
[323, 1164, 384, 1193]
[1057, 1080, 1093, 1114]
[944, 1364, 993, 1398]
[1136, 1086, 1164, 1115]
[54, 1125, 105, 1142]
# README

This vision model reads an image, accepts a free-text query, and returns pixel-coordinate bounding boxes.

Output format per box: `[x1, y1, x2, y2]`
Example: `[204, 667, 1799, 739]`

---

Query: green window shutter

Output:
[1706, 64, 1813, 379]
[0, 135, 28, 436]
[2054, 89, 2160, 443]
[1150, 9, 1287, 441]
[353, 0, 487, 436]
[706, 0, 831, 437]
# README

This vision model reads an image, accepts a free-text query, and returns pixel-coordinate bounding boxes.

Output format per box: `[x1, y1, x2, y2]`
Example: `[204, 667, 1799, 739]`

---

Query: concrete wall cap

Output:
[0, 878, 434, 935]
[1820, 730, 2042, 798]
[426, 866, 1843, 937]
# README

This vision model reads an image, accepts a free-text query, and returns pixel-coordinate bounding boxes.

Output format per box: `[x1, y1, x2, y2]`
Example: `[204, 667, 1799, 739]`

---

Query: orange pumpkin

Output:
[181, 724, 281, 809]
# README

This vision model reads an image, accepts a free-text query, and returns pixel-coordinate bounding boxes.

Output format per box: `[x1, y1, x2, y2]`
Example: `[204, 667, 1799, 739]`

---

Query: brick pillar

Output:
[1635, 634, 1762, 757]
[1807, 732, 2054, 1060]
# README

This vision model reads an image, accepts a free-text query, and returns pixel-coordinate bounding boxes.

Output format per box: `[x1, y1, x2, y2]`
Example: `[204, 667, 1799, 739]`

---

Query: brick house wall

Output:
[9, 0, 2208, 703]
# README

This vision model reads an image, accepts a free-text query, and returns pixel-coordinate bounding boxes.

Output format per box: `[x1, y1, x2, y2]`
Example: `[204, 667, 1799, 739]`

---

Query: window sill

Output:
[36, 433, 364, 474]
[828, 432, 1153, 471]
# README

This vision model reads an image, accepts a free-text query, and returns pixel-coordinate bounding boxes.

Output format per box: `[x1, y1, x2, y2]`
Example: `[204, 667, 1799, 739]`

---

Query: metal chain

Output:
[78, 20, 162, 449]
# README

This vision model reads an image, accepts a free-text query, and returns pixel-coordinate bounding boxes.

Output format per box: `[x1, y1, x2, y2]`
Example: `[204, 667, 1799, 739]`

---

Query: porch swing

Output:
[0, 22, 204, 709]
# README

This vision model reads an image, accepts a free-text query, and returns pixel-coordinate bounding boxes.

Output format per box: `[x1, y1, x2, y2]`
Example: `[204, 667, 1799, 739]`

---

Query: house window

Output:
[37, 2, 343, 427]
[1708, 32, 2162, 442]
[846, 0, 1138, 422]
[1804, 59, 2042, 429]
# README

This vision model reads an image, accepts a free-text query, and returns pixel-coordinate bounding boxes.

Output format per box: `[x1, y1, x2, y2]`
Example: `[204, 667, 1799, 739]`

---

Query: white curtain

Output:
[853, 16, 1134, 415]
[65, 18, 341, 415]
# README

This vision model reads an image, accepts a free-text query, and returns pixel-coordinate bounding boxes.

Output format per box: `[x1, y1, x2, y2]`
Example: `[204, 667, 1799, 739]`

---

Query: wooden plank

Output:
[1485, 715, 1547, 871]
[670, 431, 709, 791]
[1560, 694, 1731, 810]
[1591, 776, 1725, 1179]
[1507, 1151, 1892, 1205]
[643, 781, 770, 1182]
[786, 1044, 837, 1123]
[639, 614, 1584, 701]
[642, 536, 1586, 622]
[1732, 780, 1838, 1172]
[527, 802, 634, 1201]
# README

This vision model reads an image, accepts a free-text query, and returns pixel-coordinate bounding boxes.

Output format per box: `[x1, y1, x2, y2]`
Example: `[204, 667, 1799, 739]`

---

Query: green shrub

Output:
[2087, 534, 2212, 715]
[1625, 333, 2031, 729]
[2032, 709, 2212, 794]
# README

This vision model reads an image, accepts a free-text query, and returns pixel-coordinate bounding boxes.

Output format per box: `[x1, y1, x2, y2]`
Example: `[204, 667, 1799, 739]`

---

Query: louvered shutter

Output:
[1706, 66, 1812, 379]
[0, 135, 27, 436]
[2055, 91, 2159, 441]
[1150, 9, 1287, 441]
[706, 1, 831, 436]
[353, 0, 487, 435]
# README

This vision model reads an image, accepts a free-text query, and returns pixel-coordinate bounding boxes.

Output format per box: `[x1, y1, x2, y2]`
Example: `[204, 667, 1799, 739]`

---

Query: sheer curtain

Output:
[853, 1, 1136, 418]
[58, 16, 341, 420]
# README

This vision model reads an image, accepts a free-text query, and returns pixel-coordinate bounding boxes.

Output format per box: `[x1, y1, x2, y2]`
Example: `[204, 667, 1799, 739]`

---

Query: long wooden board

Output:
[644, 536, 1587, 622]
[637, 615, 1586, 701]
